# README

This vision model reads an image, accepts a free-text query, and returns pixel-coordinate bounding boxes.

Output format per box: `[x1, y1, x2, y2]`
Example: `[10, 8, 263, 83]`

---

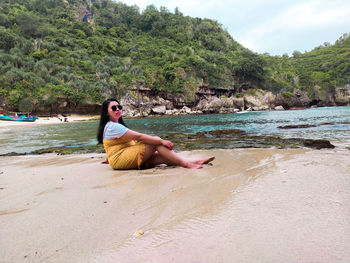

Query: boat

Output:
[0, 114, 38, 122]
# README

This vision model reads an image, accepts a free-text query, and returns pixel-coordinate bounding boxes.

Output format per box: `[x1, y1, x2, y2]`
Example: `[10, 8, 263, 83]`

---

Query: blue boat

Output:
[0, 114, 38, 122]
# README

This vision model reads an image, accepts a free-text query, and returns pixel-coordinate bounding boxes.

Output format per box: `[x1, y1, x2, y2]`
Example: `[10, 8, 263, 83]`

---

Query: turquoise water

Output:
[0, 106, 349, 155]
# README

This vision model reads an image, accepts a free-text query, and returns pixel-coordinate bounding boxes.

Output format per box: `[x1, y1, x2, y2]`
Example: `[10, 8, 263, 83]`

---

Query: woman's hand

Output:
[161, 139, 173, 150]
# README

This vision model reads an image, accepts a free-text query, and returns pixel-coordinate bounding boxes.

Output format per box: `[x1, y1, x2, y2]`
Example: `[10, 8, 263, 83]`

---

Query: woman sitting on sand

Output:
[97, 98, 214, 170]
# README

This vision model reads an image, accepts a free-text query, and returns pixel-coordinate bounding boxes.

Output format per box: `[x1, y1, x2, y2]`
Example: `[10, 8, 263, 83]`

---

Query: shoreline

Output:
[1, 105, 349, 128]
[0, 114, 99, 128]
[1, 148, 350, 262]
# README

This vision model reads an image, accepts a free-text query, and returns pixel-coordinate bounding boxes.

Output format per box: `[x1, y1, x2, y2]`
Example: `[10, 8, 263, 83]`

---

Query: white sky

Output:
[115, 0, 350, 56]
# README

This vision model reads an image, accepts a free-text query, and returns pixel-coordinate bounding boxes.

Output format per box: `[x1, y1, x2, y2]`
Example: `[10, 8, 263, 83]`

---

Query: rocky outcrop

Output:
[195, 96, 243, 113]
[274, 89, 309, 109]
[3, 84, 349, 117]
[75, 4, 93, 23]
[334, 85, 350, 105]
[120, 93, 200, 117]
[163, 129, 335, 151]
[243, 90, 276, 111]
[274, 105, 285, 110]
[151, 105, 166, 115]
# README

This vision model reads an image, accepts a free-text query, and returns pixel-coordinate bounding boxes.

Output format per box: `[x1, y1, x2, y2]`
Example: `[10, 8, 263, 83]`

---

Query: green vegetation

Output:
[263, 35, 350, 99]
[0, 0, 349, 113]
[282, 91, 295, 99]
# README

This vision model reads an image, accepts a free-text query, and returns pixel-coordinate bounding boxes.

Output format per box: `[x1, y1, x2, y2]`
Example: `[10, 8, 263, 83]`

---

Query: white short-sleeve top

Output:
[103, 121, 128, 140]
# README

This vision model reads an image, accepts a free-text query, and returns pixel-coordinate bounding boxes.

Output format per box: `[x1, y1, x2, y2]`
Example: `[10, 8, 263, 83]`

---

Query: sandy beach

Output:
[1, 148, 350, 263]
[0, 114, 99, 128]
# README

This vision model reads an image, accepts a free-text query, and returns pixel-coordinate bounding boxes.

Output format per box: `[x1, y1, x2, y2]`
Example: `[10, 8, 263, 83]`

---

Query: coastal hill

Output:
[0, 0, 349, 115]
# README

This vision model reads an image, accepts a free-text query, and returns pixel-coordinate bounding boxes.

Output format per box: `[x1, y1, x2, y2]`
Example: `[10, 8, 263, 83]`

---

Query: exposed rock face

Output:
[275, 89, 309, 109]
[334, 85, 350, 105]
[120, 93, 180, 117]
[274, 105, 285, 110]
[75, 5, 93, 23]
[3, 84, 349, 116]
[152, 105, 166, 115]
[243, 90, 276, 111]
[195, 96, 243, 113]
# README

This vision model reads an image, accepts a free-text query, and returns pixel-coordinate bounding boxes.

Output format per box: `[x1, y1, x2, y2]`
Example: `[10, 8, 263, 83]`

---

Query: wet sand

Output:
[1, 148, 350, 263]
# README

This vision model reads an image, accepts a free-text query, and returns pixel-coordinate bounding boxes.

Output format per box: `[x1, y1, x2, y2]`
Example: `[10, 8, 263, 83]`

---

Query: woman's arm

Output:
[121, 129, 173, 150]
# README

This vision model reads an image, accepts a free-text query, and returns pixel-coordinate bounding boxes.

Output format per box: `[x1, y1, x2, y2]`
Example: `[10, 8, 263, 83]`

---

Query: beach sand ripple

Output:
[1, 149, 349, 263]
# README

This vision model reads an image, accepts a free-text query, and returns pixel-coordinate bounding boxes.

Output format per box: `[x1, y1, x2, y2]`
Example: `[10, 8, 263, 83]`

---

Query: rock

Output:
[152, 96, 174, 110]
[179, 106, 192, 114]
[163, 129, 336, 151]
[121, 104, 138, 117]
[120, 94, 140, 108]
[303, 139, 335, 149]
[219, 107, 238, 114]
[252, 105, 269, 111]
[195, 96, 244, 113]
[277, 124, 317, 129]
[230, 97, 245, 109]
[334, 86, 350, 105]
[219, 108, 228, 114]
[275, 89, 309, 109]
[243, 90, 276, 110]
[165, 109, 180, 115]
[151, 105, 166, 115]
[274, 105, 285, 110]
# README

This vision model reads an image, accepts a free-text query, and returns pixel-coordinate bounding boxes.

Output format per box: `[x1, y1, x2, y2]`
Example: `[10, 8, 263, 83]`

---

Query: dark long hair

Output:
[97, 98, 127, 144]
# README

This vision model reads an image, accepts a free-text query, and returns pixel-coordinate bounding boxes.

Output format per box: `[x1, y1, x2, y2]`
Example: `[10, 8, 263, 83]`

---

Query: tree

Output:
[0, 29, 16, 51]
[18, 97, 34, 112]
[232, 49, 265, 82]
[16, 12, 42, 37]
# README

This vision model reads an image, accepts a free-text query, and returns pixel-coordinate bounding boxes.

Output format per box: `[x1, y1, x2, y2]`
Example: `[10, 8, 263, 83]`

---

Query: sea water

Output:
[0, 106, 349, 155]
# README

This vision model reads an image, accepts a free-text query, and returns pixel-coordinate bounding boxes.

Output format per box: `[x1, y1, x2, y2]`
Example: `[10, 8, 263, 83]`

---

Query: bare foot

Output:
[101, 159, 109, 164]
[193, 156, 215, 165]
[183, 162, 202, 169]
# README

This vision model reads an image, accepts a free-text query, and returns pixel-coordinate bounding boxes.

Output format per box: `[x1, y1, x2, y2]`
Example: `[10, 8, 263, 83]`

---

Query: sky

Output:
[115, 0, 350, 56]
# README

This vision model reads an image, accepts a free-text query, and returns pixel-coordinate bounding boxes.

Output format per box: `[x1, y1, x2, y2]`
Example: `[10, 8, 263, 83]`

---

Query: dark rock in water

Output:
[279, 121, 350, 130]
[303, 140, 335, 149]
[0, 152, 23, 156]
[319, 122, 335, 126]
[278, 124, 317, 129]
[31, 144, 105, 155]
[195, 129, 245, 138]
[0, 144, 105, 156]
[166, 129, 335, 151]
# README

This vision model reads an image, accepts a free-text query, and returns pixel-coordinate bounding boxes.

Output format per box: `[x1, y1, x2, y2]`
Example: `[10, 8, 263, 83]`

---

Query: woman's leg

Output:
[156, 145, 203, 169]
[155, 146, 215, 167]
[142, 144, 201, 169]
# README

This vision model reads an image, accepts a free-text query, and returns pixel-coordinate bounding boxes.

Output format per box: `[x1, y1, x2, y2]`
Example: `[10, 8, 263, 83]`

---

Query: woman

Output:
[97, 98, 214, 170]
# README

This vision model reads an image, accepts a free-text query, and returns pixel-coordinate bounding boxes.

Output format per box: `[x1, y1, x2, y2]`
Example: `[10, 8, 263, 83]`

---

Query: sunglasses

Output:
[111, 105, 123, 111]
